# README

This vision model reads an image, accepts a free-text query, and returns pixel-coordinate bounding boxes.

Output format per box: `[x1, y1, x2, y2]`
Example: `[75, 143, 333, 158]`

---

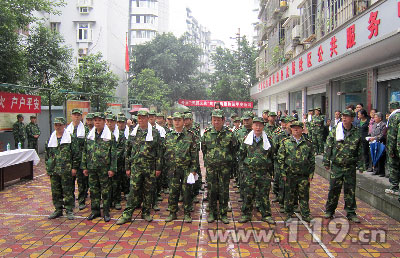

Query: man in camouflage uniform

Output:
[264, 112, 278, 137]
[323, 109, 364, 223]
[235, 111, 253, 202]
[110, 115, 129, 210]
[278, 121, 315, 223]
[239, 117, 275, 224]
[202, 109, 236, 224]
[164, 112, 198, 223]
[311, 107, 325, 154]
[85, 113, 95, 131]
[67, 108, 89, 210]
[117, 110, 161, 224]
[261, 110, 270, 125]
[231, 115, 241, 132]
[166, 115, 174, 132]
[156, 113, 170, 194]
[82, 112, 117, 222]
[13, 114, 25, 148]
[305, 109, 314, 139]
[385, 101, 400, 195]
[26, 115, 40, 151]
[46, 117, 80, 220]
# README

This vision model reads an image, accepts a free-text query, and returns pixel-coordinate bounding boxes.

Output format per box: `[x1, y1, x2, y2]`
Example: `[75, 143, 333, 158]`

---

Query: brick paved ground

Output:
[0, 154, 400, 257]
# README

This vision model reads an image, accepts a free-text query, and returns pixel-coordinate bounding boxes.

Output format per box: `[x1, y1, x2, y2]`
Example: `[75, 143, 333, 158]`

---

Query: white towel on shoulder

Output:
[131, 123, 153, 141]
[387, 109, 400, 126]
[113, 126, 119, 141]
[308, 114, 312, 122]
[335, 122, 345, 141]
[244, 130, 271, 150]
[47, 129, 71, 147]
[124, 125, 130, 139]
[66, 121, 85, 138]
[155, 123, 166, 138]
[87, 126, 112, 141]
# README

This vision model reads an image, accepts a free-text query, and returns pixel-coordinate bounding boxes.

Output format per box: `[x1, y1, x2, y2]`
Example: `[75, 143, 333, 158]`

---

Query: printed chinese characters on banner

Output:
[178, 99, 253, 109]
[0, 92, 41, 113]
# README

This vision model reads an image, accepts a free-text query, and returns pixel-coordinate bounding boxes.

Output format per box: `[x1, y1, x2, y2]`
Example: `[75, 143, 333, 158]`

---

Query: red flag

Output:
[125, 34, 129, 72]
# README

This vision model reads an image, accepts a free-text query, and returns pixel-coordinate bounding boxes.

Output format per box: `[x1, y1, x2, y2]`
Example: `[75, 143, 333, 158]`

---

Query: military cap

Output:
[53, 117, 67, 124]
[253, 117, 264, 123]
[183, 109, 192, 114]
[233, 116, 241, 121]
[211, 109, 224, 118]
[118, 112, 124, 116]
[342, 109, 356, 117]
[242, 111, 253, 120]
[104, 111, 111, 116]
[106, 114, 117, 120]
[167, 115, 173, 119]
[117, 115, 127, 122]
[262, 110, 270, 114]
[156, 113, 165, 118]
[86, 113, 94, 119]
[389, 101, 400, 109]
[285, 116, 296, 123]
[172, 112, 184, 119]
[314, 107, 321, 112]
[290, 121, 304, 128]
[30, 115, 37, 119]
[184, 113, 193, 119]
[268, 112, 277, 116]
[280, 116, 287, 122]
[308, 108, 314, 112]
[93, 112, 105, 119]
[131, 115, 138, 121]
[71, 108, 82, 115]
[148, 110, 156, 115]
[137, 110, 149, 116]
[17, 114, 23, 118]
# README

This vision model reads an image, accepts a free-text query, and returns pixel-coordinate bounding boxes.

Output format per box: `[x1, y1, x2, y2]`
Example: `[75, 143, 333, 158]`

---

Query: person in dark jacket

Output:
[368, 112, 387, 177]
[357, 109, 370, 171]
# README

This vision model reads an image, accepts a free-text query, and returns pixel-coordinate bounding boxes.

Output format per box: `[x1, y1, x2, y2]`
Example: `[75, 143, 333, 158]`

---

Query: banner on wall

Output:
[66, 100, 90, 124]
[178, 99, 253, 109]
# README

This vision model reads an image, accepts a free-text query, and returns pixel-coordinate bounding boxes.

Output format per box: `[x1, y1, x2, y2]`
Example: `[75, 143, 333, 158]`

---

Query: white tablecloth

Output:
[0, 149, 40, 168]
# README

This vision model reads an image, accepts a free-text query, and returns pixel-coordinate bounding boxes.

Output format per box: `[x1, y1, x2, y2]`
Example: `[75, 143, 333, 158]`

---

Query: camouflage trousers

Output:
[284, 175, 310, 217]
[168, 167, 193, 215]
[192, 161, 202, 199]
[88, 168, 112, 215]
[14, 137, 25, 149]
[50, 172, 75, 212]
[75, 169, 89, 206]
[273, 161, 280, 196]
[110, 167, 125, 205]
[312, 129, 324, 153]
[388, 155, 400, 191]
[207, 165, 230, 217]
[153, 170, 163, 206]
[123, 165, 155, 218]
[325, 164, 357, 217]
[27, 139, 38, 152]
[241, 168, 272, 217]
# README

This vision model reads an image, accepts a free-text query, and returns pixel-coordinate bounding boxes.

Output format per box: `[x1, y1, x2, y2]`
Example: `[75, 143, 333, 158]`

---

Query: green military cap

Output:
[184, 113, 193, 119]
[106, 114, 117, 120]
[308, 108, 314, 112]
[242, 111, 253, 120]
[172, 112, 184, 119]
[167, 115, 173, 119]
[285, 116, 296, 123]
[17, 114, 23, 118]
[93, 112, 105, 119]
[183, 109, 192, 114]
[104, 111, 111, 116]
[280, 115, 287, 122]
[314, 107, 321, 112]
[342, 109, 356, 117]
[30, 115, 37, 118]
[137, 110, 149, 116]
[252, 117, 264, 123]
[53, 117, 66, 124]
[86, 113, 94, 119]
[148, 110, 156, 115]
[131, 115, 138, 121]
[156, 113, 165, 118]
[389, 101, 400, 109]
[211, 109, 224, 118]
[231, 113, 238, 118]
[117, 115, 127, 122]
[118, 112, 124, 116]
[233, 116, 241, 121]
[71, 108, 82, 115]
[290, 121, 304, 128]
[262, 109, 270, 114]
[268, 112, 277, 116]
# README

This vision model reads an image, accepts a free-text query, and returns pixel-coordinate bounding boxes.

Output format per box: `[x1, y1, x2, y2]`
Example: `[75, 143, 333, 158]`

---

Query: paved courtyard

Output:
[0, 155, 400, 257]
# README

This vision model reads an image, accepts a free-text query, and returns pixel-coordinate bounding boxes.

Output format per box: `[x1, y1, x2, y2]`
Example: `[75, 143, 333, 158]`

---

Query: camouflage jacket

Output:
[264, 123, 278, 137]
[387, 113, 400, 157]
[201, 126, 237, 167]
[272, 129, 291, 155]
[45, 135, 80, 176]
[235, 127, 252, 145]
[116, 130, 126, 166]
[125, 127, 161, 171]
[164, 128, 198, 172]
[12, 121, 25, 140]
[81, 129, 117, 171]
[187, 125, 201, 150]
[311, 115, 325, 132]
[323, 124, 363, 169]
[25, 122, 40, 141]
[239, 135, 274, 172]
[277, 135, 315, 178]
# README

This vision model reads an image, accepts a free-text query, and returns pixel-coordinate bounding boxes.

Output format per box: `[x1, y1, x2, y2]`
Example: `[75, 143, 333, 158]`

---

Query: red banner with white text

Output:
[178, 99, 253, 109]
[0, 92, 41, 113]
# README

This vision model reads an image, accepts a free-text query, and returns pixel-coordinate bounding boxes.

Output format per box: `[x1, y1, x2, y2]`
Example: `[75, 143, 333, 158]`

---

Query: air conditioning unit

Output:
[292, 25, 300, 39]
[78, 48, 87, 56]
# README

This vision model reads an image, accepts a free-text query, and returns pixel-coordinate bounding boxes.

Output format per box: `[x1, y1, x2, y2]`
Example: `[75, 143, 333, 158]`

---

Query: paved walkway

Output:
[0, 155, 399, 257]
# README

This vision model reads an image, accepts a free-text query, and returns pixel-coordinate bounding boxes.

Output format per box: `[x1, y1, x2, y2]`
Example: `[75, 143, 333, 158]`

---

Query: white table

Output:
[0, 149, 40, 190]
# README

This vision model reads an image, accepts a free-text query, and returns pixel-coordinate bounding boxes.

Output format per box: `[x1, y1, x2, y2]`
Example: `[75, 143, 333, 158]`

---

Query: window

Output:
[80, 7, 89, 13]
[133, 0, 157, 9]
[77, 23, 92, 42]
[136, 15, 140, 23]
[131, 30, 156, 40]
[50, 22, 60, 33]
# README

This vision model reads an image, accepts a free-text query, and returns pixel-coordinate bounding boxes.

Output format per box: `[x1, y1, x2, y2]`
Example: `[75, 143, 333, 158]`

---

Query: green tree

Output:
[129, 69, 171, 110]
[24, 24, 73, 105]
[0, 0, 64, 83]
[74, 53, 119, 110]
[131, 33, 203, 104]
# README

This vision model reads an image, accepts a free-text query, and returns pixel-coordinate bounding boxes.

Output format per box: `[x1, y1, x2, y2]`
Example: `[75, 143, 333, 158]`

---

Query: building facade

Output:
[252, 0, 400, 119]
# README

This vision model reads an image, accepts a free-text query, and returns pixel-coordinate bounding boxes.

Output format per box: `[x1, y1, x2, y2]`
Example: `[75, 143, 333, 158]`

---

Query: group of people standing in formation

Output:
[11, 100, 400, 225]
